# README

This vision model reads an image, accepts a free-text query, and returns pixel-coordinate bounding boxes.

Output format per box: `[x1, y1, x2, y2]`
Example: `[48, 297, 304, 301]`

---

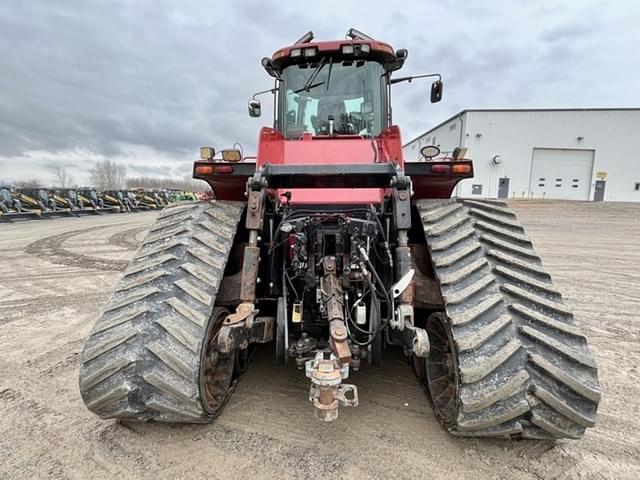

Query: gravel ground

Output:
[1, 200, 639, 479]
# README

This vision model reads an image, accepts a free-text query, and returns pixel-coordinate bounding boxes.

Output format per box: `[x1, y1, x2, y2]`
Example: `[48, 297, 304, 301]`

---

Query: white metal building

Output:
[403, 108, 640, 202]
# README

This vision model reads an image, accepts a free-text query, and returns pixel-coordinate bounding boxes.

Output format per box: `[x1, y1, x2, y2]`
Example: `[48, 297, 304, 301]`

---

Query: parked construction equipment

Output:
[79, 29, 599, 440]
[77, 188, 120, 214]
[131, 189, 160, 210]
[0, 186, 204, 223]
[0, 187, 43, 221]
[50, 189, 105, 215]
[100, 190, 130, 212]
[17, 188, 75, 218]
[1, 186, 42, 221]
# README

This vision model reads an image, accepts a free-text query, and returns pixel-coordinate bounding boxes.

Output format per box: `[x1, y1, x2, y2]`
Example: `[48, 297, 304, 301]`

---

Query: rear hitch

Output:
[388, 269, 430, 357]
[305, 351, 358, 422]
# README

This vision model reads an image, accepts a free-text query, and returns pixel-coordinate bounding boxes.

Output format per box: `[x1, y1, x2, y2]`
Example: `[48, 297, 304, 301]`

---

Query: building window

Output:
[635, 183, 640, 191]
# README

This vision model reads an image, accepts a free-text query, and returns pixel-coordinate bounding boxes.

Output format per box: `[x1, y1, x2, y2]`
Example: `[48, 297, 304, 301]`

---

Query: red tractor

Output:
[80, 29, 599, 439]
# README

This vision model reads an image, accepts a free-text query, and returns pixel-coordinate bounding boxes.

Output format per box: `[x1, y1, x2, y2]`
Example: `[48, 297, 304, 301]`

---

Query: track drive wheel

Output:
[275, 297, 288, 365]
[368, 295, 383, 366]
[424, 312, 459, 427]
[201, 307, 236, 415]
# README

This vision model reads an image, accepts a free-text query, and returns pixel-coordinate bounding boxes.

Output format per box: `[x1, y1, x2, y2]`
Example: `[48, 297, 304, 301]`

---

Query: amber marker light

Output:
[195, 165, 214, 175]
[451, 164, 472, 174]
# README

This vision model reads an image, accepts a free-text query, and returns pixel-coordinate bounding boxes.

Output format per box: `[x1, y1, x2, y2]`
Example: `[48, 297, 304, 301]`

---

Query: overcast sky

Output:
[1, 0, 639, 185]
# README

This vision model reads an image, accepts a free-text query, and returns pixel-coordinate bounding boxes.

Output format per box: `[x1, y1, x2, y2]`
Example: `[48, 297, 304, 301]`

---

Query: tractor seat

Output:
[311, 100, 346, 134]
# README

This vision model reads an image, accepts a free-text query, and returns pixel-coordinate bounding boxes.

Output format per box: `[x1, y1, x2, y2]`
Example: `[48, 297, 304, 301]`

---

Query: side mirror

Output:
[430, 80, 443, 103]
[248, 99, 262, 117]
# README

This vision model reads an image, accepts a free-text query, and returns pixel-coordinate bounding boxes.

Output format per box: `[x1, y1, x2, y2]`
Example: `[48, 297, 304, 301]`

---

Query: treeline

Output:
[126, 176, 208, 192]
[11, 160, 209, 192]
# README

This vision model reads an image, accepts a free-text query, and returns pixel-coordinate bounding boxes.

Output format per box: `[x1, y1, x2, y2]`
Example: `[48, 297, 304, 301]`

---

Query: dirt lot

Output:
[1, 201, 639, 480]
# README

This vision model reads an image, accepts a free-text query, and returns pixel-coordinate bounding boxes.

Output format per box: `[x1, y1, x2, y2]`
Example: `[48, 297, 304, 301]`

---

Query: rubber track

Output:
[79, 201, 245, 422]
[417, 199, 599, 439]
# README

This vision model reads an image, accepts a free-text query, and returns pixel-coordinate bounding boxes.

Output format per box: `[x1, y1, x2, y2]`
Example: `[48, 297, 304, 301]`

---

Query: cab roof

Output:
[267, 39, 403, 74]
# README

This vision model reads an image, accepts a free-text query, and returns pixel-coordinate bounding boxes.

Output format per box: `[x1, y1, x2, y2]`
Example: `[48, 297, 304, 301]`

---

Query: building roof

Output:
[404, 107, 640, 147]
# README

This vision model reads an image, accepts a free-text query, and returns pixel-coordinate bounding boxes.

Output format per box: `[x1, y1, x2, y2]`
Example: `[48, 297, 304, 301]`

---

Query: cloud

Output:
[540, 21, 596, 43]
[0, 0, 639, 184]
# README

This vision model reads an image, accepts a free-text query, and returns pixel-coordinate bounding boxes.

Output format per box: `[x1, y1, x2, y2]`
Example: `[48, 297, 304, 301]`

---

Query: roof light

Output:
[200, 146, 215, 160]
[303, 47, 318, 57]
[290, 48, 302, 57]
[430, 164, 451, 174]
[221, 149, 242, 162]
[360, 44, 371, 53]
[420, 145, 440, 159]
[294, 31, 314, 44]
[341, 44, 354, 55]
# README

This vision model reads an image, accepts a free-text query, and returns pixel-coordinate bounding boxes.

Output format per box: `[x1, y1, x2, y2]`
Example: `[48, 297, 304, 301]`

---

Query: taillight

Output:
[430, 164, 451, 173]
[195, 165, 214, 175]
[195, 165, 234, 175]
[451, 164, 472, 174]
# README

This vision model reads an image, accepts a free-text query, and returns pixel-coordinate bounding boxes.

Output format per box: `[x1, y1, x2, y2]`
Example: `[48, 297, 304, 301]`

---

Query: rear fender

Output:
[407, 160, 473, 199]
[194, 160, 473, 201]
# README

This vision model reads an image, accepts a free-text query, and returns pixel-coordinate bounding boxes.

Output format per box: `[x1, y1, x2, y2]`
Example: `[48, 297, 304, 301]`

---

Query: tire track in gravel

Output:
[24, 225, 133, 272]
[107, 226, 147, 250]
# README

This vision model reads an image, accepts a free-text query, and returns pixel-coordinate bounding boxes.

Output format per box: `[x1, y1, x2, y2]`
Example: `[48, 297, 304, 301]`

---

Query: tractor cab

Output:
[252, 28, 442, 140]
[279, 57, 383, 138]
[193, 29, 471, 203]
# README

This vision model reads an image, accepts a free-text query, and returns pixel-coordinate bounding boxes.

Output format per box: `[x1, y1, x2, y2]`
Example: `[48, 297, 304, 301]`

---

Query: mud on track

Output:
[1, 201, 640, 479]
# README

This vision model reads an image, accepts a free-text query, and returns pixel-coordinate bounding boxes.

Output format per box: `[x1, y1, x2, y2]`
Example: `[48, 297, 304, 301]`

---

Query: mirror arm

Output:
[389, 73, 441, 85]
[252, 88, 277, 100]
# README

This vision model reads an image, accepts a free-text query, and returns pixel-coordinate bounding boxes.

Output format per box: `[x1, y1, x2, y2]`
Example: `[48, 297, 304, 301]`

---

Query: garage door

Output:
[529, 149, 594, 200]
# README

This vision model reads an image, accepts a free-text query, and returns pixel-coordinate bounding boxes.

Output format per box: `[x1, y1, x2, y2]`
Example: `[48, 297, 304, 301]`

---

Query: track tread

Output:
[459, 338, 522, 383]
[474, 220, 532, 245]
[511, 304, 583, 338]
[79, 201, 245, 423]
[124, 254, 177, 277]
[487, 249, 548, 277]
[433, 242, 481, 268]
[137, 240, 188, 260]
[418, 198, 599, 440]
[430, 227, 475, 252]
[456, 314, 512, 352]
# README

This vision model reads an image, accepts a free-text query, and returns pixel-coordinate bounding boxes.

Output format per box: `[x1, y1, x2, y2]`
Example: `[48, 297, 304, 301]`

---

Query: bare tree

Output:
[89, 160, 127, 190]
[49, 165, 75, 188]
[15, 178, 43, 188]
[126, 175, 209, 192]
